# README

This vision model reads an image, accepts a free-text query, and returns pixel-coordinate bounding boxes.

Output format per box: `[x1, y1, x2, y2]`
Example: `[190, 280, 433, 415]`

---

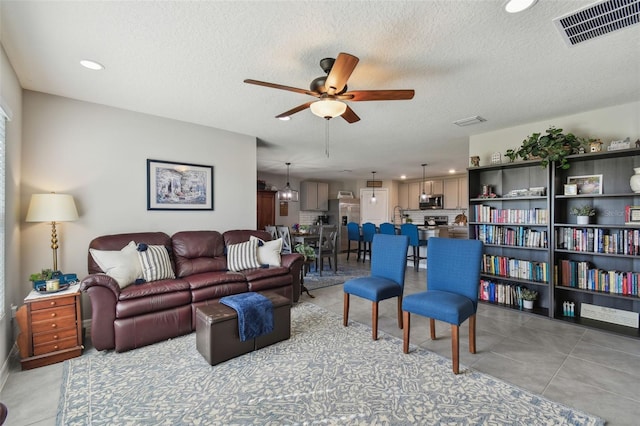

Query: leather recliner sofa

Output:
[80, 229, 303, 352]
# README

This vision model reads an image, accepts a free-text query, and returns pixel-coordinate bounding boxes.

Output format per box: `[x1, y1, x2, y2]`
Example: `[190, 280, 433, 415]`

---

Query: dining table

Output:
[290, 232, 321, 298]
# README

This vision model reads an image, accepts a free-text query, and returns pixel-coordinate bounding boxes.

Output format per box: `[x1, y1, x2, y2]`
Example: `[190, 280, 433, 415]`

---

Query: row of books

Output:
[473, 205, 548, 224]
[482, 254, 549, 283]
[473, 225, 548, 248]
[556, 227, 640, 256]
[556, 259, 640, 296]
[479, 280, 534, 308]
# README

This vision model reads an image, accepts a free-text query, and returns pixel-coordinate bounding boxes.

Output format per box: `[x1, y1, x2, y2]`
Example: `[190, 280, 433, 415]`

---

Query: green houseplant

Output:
[571, 205, 596, 224]
[515, 126, 582, 169]
[294, 243, 316, 261]
[520, 288, 538, 309]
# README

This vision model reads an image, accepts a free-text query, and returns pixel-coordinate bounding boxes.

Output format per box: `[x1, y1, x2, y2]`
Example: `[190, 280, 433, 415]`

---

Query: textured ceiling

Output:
[1, 0, 639, 181]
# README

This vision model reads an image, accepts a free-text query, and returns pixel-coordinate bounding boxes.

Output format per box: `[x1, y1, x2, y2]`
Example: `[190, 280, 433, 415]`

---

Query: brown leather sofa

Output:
[80, 229, 304, 352]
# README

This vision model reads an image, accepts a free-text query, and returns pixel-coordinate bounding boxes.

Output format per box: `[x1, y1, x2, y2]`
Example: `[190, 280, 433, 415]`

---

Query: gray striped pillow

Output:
[227, 240, 261, 272]
[137, 244, 175, 282]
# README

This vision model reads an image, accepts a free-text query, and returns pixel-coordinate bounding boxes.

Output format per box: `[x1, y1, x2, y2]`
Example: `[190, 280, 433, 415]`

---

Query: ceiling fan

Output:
[244, 52, 415, 123]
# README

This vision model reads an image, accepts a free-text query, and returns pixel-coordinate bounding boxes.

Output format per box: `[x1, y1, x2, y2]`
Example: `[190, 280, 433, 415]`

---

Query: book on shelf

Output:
[557, 258, 639, 296]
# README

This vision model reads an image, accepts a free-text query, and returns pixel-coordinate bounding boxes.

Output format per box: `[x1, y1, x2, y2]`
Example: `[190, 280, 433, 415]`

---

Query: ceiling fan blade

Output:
[324, 53, 359, 95]
[275, 102, 314, 119]
[244, 79, 320, 97]
[341, 89, 415, 101]
[341, 105, 360, 123]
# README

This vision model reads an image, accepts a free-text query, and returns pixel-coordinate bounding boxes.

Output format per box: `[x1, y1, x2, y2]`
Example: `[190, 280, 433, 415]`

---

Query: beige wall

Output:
[0, 44, 23, 388]
[20, 91, 258, 321]
[469, 101, 640, 165]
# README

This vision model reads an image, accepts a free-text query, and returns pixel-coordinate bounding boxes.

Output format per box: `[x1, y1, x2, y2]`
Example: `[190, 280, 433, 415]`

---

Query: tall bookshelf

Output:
[551, 148, 640, 338]
[468, 148, 640, 339]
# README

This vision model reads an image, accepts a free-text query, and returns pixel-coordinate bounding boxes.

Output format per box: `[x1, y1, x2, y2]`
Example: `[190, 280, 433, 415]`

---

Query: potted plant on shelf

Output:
[505, 149, 518, 163]
[520, 288, 538, 310]
[515, 126, 583, 169]
[570, 205, 596, 225]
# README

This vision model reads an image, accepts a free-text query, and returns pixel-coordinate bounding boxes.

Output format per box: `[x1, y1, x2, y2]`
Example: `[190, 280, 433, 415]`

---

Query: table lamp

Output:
[26, 193, 79, 272]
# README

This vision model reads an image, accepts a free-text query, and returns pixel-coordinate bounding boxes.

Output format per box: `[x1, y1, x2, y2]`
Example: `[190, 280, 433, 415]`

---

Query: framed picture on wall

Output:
[567, 174, 603, 195]
[147, 159, 214, 210]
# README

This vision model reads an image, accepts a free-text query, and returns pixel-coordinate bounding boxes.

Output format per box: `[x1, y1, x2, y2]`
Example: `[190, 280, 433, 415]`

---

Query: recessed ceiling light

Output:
[278, 116, 291, 121]
[504, 0, 538, 13]
[80, 59, 104, 70]
[400, 175, 407, 180]
[449, 169, 456, 174]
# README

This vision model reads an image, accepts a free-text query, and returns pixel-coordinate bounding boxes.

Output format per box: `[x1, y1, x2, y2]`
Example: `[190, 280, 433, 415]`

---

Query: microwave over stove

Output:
[419, 194, 444, 210]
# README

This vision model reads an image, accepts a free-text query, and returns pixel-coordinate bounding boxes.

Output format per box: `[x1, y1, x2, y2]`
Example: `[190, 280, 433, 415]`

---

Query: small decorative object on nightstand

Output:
[16, 283, 83, 370]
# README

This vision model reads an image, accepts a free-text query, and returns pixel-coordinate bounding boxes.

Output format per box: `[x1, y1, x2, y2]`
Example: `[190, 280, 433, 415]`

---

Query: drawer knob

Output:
[53, 335, 59, 340]
[50, 301, 56, 306]
[51, 313, 56, 317]
[53, 345, 59, 350]
[51, 324, 57, 328]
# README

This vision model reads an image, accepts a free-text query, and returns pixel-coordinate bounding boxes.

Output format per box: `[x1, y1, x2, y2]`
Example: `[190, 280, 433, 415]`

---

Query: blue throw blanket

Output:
[219, 292, 274, 341]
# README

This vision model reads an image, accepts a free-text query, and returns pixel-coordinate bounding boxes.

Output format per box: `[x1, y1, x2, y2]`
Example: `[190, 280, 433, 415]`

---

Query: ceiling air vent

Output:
[453, 116, 487, 127]
[553, 0, 640, 47]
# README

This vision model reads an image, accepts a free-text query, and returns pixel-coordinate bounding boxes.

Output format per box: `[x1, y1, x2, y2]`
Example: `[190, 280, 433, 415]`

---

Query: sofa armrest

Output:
[80, 274, 121, 351]
[281, 253, 304, 302]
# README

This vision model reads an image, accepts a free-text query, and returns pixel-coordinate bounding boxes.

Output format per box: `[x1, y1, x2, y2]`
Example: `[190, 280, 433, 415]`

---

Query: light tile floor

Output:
[2, 253, 639, 425]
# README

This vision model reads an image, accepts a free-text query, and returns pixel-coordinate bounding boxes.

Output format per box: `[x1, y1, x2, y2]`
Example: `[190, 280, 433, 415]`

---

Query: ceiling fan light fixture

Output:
[504, 0, 538, 13]
[310, 98, 347, 119]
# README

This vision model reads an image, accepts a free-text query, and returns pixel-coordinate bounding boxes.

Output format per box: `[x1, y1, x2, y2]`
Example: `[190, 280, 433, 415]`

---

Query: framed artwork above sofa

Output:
[147, 159, 214, 210]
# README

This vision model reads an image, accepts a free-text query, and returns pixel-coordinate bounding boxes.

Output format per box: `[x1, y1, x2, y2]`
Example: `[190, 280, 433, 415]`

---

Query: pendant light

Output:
[278, 162, 299, 202]
[370, 171, 377, 203]
[420, 163, 429, 202]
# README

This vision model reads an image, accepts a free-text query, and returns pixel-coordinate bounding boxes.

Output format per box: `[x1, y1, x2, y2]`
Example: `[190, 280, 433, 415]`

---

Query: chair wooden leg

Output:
[451, 324, 460, 374]
[397, 296, 403, 329]
[429, 318, 436, 340]
[469, 314, 476, 354]
[372, 301, 379, 340]
[403, 311, 410, 353]
[343, 293, 350, 326]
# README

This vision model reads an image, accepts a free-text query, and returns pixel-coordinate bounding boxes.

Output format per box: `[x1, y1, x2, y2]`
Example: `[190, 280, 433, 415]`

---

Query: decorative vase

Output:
[577, 215, 589, 225]
[630, 167, 640, 193]
[523, 300, 534, 310]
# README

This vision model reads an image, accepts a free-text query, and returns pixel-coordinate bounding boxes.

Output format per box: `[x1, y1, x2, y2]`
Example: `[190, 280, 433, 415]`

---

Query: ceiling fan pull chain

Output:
[325, 118, 330, 158]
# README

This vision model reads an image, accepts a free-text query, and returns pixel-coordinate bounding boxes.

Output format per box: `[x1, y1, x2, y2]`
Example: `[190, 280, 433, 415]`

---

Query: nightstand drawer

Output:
[30, 295, 76, 311]
[30, 305, 76, 323]
[31, 315, 77, 334]
[33, 336, 78, 356]
[33, 327, 78, 346]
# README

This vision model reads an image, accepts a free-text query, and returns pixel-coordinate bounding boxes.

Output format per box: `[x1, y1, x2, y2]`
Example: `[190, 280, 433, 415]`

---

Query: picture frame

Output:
[147, 159, 214, 210]
[563, 184, 578, 196]
[567, 174, 603, 195]
[367, 180, 383, 188]
[625, 205, 640, 225]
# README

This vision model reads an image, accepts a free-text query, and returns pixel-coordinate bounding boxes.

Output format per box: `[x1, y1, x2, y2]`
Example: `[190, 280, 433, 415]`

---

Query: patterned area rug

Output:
[303, 261, 370, 291]
[58, 303, 604, 425]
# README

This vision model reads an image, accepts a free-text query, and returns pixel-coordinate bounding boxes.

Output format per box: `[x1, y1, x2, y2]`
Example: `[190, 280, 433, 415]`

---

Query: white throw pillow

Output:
[250, 236, 283, 267]
[89, 241, 142, 289]
[227, 240, 261, 272]
[137, 244, 175, 282]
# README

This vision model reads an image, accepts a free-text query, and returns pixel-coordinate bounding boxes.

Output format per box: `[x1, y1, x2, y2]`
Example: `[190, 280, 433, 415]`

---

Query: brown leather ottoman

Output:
[195, 291, 291, 365]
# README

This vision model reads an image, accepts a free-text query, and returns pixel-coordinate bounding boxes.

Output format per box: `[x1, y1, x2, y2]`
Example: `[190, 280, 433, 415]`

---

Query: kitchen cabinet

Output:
[408, 182, 421, 210]
[444, 176, 468, 209]
[427, 179, 444, 195]
[301, 181, 329, 211]
[398, 183, 409, 209]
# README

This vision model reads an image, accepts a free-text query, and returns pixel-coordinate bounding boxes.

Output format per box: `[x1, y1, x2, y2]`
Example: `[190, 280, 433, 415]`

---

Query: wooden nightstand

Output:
[16, 284, 83, 370]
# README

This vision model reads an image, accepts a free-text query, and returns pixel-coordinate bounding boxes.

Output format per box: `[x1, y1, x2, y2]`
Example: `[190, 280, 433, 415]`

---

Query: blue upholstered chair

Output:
[343, 234, 410, 340]
[361, 222, 377, 262]
[400, 223, 428, 271]
[379, 222, 396, 235]
[402, 237, 484, 374]
[346, 222, 362, 261]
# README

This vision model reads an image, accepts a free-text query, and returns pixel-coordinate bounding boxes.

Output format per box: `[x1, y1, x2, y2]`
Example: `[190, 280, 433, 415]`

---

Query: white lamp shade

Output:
[26, 193, 79, 222]
[504, 0, 537, 13]
[310, 99, 347, 118]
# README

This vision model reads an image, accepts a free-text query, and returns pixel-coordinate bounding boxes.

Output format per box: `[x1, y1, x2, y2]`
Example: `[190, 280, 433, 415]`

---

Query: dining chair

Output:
[402, 237, 483, 374]
[379, 222, 396, 235]
[361, 222, 377, 262]
[276, 226, 293, 254]
[343, 233, 409, 340]
[400, 223, 428, 271]
[265, 225, 278, 240]
[346, 222, 363, 261]
[315, 225, 338, 275]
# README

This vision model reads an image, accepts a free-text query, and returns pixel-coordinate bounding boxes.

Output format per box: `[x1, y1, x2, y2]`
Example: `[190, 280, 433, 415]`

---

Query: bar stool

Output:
[400, 223, 428, 271]
[361, 222, 377, 262]
[346, 222, 362, 261]
[379, 222, 396, 235]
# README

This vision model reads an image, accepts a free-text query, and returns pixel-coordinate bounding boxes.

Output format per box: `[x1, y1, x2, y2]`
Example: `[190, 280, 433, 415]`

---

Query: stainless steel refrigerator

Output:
[328, 198, 360, 252]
